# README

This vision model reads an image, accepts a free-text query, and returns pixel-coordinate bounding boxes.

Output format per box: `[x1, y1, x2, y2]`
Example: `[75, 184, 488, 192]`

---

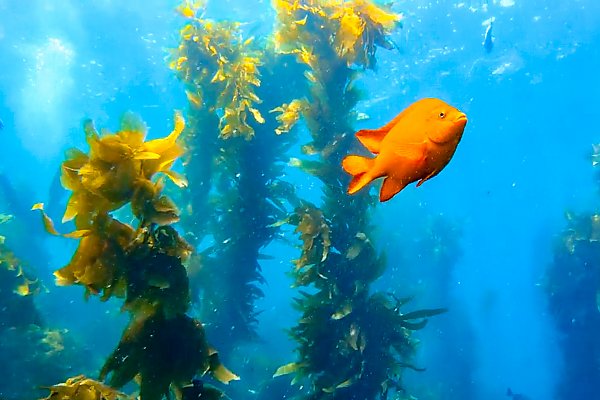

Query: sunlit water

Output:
[0, 0, 599, 399]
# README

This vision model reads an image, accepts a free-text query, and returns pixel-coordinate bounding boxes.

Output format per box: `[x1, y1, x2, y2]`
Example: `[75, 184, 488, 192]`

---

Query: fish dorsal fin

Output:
[355, 128, 390, 154]
[380, 177, 407, 202]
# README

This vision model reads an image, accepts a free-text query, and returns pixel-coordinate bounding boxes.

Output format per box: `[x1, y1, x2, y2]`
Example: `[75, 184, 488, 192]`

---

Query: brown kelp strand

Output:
[270, 1, 445, 399]
[170, 1, 302, 356]
[544, 210, 600, 399]
[35, 112, 237, 400]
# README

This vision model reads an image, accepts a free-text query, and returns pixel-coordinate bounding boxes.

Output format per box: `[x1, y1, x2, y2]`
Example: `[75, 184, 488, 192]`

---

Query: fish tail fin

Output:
[342, 155, 375, 195]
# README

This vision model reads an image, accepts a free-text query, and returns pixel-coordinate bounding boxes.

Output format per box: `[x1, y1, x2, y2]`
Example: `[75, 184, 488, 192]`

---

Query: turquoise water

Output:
[0, 1, 599, 399]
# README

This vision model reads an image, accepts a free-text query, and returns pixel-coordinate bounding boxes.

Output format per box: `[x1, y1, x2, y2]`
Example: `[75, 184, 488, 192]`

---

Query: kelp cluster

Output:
[35, 113, 237, 400]
[270, 1, 444, 399]
[24, 0, 448, 398]
[545, 211, 600, 399]
[543, 145, 600, 398]
[41, 375, 130, 400]
[170, 1, 302, 357]
[0, 233, 94, 399]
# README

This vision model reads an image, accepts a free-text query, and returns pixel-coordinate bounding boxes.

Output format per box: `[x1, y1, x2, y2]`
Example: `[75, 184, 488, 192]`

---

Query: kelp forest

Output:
[1, 1, 451, 399]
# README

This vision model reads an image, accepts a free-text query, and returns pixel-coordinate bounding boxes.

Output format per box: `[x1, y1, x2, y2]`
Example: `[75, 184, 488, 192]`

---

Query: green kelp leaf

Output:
[0, 213, 13, 224]
[400, 319, 428, 330]
[399, 308, 447, 320]
[273, 362, 300, 377]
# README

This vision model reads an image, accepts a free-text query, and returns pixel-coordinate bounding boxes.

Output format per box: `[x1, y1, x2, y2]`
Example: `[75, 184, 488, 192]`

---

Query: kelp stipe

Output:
[271, 1, 444, 399]
[34, 112, 236, 400]
[170, 2, 301, 363]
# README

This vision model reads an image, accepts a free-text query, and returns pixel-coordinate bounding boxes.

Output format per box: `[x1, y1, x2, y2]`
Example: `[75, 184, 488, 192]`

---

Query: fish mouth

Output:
[455, 113, 468, 123]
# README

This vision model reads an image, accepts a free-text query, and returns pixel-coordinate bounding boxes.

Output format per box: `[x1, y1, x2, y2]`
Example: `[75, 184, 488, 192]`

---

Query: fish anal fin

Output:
[355, 128, 389, 154]
[416, 169, 439, 187]
[380, 177, 407, 202]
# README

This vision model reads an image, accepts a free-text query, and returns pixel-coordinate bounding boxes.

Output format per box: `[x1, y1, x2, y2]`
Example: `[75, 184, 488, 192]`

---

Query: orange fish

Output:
[342, 98, 467, 202]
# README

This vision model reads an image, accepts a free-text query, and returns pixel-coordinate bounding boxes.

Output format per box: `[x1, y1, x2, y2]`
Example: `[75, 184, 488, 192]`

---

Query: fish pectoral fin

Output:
[391, 142, 427, 161]
[355, 128, 390, 154]
[380, 177, 407, 202]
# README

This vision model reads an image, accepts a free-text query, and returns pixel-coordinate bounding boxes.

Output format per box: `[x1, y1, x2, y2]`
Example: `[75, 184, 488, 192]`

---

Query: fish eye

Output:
[439, 111, 446, 119]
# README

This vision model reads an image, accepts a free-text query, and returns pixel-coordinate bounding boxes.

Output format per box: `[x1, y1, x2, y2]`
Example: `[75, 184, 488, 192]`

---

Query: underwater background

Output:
[1, 0, 600, 399]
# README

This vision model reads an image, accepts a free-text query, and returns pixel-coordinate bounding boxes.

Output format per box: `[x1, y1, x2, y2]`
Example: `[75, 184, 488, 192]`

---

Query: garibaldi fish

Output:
[342, 97, 468, 202]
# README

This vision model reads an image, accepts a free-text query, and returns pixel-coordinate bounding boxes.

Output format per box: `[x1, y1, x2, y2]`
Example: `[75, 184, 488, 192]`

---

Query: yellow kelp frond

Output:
[53, 213, 133, 300]
[176, 0, 205, 18]
[271, 99, 309, 135]
[207, 349, 240, 384]
[272, 0, 401, 69]
[56, 113, 187, 226]
[170, 13, 264, 140]
[31, 203, 91, 238]
[330, 0, 401, 67]
[41, 375, 131, 400]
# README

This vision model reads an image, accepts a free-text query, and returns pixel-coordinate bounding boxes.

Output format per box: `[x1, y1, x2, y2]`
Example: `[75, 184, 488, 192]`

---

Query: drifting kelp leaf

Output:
[323, 377, 355, 393]
[143, 111, 185, 155]
[208, 351, 240, 384]
[273, 362, 301, 377]
[249, 107, 265, 124]
[160, 169, 189, 188]
[31, 203, 91, 238]
[31, 203, 60, 235]
[399, 308, 448, 321]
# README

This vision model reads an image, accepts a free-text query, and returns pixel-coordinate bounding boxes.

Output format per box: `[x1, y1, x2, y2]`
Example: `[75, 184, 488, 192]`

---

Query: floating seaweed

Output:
[35, 112, 236, 399]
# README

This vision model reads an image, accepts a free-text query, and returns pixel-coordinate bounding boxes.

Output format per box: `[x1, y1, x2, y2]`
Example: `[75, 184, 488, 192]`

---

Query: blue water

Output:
[1, 0, 599, 399]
